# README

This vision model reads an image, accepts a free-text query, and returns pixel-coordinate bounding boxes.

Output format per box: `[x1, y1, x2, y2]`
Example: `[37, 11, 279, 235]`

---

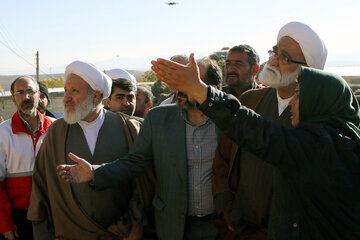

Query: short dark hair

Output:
[137, 86, 153, 103]
[228, 44, 260, 66]
[197, 59, 222, 89]
[109, 78, 137, 98]
[11, 76, 39, 94]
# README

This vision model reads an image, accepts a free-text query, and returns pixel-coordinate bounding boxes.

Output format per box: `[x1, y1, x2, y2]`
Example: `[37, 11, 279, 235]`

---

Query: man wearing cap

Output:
[27, 61, 145, 240]
[211, 21, 327, 239]
[37, 82, 56, 118]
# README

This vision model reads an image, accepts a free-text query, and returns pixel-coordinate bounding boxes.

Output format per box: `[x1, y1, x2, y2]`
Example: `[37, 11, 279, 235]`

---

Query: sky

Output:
[0, 0, 360, 76]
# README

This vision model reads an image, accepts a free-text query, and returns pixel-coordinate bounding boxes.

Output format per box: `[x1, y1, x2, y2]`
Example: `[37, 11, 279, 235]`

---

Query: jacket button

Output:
[293, 223, 298, 228]
[208, 102, 213, 107]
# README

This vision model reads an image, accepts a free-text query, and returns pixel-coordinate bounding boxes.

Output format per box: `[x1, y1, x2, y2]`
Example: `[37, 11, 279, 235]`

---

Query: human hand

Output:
[123, 225, 143, 240]
[151, 53, 208, 104]
[57, 153, 93, 183]
[3, 230, 18, 240]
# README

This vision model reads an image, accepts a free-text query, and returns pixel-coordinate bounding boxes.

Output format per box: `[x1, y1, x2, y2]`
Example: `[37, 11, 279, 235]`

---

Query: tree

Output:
[138, 71, 158, 82]
[151, 80, 171, 106]
[42, 76, 65, 88]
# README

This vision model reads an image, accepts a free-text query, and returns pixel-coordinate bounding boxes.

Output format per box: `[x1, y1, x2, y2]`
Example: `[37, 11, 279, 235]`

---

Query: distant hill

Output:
[0, 70, 145, 91]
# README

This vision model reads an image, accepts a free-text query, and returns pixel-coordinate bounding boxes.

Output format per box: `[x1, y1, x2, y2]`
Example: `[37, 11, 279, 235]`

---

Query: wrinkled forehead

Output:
[65, 73, 91, 90]
[14, 77, 38, 91]
[275, 36, 304, 60]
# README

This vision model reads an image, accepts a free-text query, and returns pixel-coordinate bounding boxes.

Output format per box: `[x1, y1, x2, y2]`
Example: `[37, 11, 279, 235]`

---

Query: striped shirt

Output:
[182, 112, 218, 216]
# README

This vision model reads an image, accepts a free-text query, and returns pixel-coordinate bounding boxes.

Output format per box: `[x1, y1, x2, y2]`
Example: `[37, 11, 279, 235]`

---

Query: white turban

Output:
[105, 69, 137, 86]
[65, 60, 112, 99]
[277, 22, 327, 70]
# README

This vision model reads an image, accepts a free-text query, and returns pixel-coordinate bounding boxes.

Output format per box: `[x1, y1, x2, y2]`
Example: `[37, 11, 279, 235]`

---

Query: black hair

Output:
[228, 44, 260, 66]
[109, 78, 137, 98]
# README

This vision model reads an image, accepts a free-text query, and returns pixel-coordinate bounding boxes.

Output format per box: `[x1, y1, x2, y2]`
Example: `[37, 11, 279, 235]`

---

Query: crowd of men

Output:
[0, 21, 359, 240]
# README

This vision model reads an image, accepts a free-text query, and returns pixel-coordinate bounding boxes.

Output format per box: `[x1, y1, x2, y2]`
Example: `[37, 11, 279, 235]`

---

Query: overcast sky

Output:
[0, 0, 359, 75]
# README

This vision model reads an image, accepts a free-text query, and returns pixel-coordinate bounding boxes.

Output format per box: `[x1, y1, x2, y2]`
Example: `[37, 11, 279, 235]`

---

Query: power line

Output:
[0, 39, 57, 79]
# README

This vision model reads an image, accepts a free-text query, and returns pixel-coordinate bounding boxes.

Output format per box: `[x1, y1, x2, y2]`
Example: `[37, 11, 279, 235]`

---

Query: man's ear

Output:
[146, 101, 153, 110]
[252, 64, 260, 76]
[93, 90, 102, 104]
[105, 98, 111, 108]
[11, 95, 16, 104]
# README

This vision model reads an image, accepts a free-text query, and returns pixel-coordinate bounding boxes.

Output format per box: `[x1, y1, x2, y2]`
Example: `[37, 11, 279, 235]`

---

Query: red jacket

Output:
[0, 111, 53, 233]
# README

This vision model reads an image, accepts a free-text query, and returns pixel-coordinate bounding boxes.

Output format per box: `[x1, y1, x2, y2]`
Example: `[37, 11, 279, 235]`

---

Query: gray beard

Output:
[20, 100, 38, 116]
[63, 93, 95, 124]
[259, 64, 300, 88]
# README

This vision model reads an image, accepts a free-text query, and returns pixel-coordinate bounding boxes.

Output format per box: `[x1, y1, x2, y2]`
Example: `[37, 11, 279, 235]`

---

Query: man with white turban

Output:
[211, 22, 327, 239]
[27, 61, 146, 239]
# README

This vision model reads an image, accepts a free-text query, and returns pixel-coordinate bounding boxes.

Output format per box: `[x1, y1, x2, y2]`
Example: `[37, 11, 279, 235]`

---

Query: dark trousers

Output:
[184, 215, 221, 240]
[212, 218, 267, 240]
[0, 208, 33, 240]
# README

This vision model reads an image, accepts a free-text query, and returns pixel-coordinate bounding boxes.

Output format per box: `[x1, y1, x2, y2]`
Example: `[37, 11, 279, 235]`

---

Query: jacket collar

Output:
[11, 110, 53, 136]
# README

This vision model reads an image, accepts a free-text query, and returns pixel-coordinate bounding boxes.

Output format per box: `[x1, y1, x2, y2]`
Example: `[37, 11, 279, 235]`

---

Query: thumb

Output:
[189, 53, 200, 76]
[68, 152, 87, 165]
[189, 53, 196, 68]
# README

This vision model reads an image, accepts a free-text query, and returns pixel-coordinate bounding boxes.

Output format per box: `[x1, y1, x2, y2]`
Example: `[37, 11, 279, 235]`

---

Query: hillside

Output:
[0, 70, 145, 91]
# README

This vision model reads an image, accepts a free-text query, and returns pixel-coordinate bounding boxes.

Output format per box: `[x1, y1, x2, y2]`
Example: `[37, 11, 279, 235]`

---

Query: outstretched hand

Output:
[151, 53, 208, 104]
[57, 153, 93, 183]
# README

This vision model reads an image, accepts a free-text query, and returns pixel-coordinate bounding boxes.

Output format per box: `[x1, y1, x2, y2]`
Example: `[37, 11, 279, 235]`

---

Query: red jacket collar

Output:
[11, 111, 52, 135]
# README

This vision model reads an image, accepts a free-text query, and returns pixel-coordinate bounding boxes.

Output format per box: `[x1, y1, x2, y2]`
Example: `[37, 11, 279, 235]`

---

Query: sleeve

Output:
[32, 221, 55, 240]
[0, 136, 17, 233]
[212, 136, 234, 215]
[127, 180, 146, 226]
[27, 133, 52, 225]
[92, 110, 154, 190]
[199, 86, 308, 175]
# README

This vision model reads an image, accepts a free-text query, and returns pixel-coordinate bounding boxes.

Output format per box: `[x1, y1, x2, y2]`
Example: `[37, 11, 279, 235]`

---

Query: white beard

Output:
[63, 92, 95, 124]
[259, 64, 300, 88]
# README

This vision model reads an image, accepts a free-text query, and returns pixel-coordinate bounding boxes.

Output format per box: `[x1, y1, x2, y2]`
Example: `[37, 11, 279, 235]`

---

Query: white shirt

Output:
[276, 90, 294, 116]
[78, 109, 105, 155]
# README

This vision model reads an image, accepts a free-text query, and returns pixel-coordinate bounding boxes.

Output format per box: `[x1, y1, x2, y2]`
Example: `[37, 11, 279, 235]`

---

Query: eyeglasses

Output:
[268, 50, 306, 65]
[13, 88, 38, 97]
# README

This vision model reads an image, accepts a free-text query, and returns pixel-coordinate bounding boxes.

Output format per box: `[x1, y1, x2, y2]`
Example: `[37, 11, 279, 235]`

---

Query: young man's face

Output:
[106, 87, 136, 116]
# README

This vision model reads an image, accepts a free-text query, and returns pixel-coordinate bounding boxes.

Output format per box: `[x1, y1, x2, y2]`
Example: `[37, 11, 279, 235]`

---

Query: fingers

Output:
[57, 164, 72, 171]
[189, 53, 196, 67]
[68, 152, 82, 163]
[57, 169, 74, 183]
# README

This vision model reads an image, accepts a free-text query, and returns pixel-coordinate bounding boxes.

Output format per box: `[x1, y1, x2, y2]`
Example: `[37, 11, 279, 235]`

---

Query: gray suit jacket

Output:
[93, 104, 221, 240]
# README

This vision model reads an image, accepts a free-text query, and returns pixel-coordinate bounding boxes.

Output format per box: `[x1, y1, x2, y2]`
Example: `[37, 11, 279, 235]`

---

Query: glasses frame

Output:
[268, 50, 307, 65]
[13, 88, 38, 97]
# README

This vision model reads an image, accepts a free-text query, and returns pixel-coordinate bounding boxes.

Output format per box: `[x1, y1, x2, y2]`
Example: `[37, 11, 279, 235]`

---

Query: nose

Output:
[226, 63, 236, 71]
[268, 55, 279, 67]
[63, 92, 72, 102]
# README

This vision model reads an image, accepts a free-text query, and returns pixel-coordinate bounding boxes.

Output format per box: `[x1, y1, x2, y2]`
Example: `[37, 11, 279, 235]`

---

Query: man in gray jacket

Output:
[57, 59, 223, 240]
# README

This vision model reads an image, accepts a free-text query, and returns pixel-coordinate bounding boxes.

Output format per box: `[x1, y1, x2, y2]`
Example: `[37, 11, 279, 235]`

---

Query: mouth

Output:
[267, 68, 276, 75]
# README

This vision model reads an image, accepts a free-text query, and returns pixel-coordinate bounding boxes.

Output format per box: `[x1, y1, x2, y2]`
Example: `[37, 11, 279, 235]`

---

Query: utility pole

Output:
[36, 51, 39, 82]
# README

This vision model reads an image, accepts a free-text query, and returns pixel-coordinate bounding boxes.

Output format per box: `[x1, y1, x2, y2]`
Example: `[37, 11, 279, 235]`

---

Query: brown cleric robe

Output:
[27, 110, 143, 240]
[213, 87, 292, 236]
